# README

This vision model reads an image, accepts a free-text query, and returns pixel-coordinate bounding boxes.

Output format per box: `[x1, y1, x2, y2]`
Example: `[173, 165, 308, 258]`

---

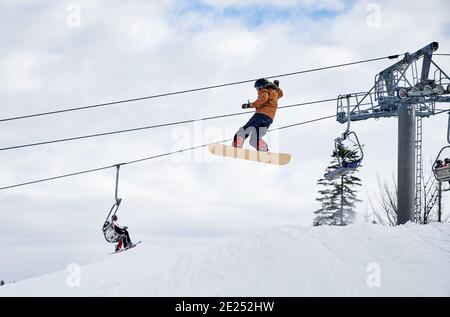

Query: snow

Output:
[1, 222, 450, 296]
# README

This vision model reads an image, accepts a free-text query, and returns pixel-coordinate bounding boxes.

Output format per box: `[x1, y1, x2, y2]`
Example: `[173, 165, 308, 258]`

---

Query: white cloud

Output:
[0, 54, 41, 93]
[194, 28, 262, 59]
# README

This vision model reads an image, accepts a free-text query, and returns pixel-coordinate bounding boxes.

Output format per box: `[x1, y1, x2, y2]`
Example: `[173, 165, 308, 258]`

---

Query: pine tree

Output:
[0, 280, 4, 286]
[313, 142, 362, 226]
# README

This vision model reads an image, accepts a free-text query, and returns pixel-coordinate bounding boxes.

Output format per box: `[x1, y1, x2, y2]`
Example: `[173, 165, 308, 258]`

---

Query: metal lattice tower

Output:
[335, 42, 450, 225]
[415, 112, 423, 223]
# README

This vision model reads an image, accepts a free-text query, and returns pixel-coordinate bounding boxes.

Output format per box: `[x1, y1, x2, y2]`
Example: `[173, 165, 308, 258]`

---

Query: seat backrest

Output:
[102, 220, 125, 243]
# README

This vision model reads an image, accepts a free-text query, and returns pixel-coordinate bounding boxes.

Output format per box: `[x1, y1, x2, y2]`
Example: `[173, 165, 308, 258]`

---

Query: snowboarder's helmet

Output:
[112, 215, 118, 221]
[254, 78, 269, 90]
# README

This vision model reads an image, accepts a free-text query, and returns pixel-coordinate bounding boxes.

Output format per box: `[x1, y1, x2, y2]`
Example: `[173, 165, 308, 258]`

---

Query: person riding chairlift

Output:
[434, 159, 450, 186]
[445, 158, 450, 167]
[436, 158, 450, 168]
[112, 214, 133, 251]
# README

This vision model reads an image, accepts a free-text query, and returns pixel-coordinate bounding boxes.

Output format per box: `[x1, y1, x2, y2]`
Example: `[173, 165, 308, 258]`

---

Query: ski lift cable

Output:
[0, 97, 337, 152]
[0, 55, 400, 123]
[0, 91, 380, 153]
[343, 95, 352, 137]
[0, 114, 336, 191]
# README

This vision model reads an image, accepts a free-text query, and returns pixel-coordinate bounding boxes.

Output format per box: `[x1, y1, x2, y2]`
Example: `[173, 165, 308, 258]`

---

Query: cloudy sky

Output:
[1, 0, 450, 282]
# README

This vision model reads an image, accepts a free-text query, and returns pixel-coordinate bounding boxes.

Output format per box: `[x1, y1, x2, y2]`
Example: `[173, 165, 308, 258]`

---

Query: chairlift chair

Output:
[324, 131, 364, 181]
[324, 95, 364, 181]
[432, 146, 450, 183]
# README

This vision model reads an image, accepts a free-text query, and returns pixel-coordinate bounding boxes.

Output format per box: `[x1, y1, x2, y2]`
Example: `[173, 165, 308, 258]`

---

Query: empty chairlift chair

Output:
[324, 131, 364, 181]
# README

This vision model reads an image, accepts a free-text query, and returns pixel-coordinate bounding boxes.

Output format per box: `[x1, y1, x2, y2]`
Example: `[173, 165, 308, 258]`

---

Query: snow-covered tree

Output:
[314, 142, 362, 226]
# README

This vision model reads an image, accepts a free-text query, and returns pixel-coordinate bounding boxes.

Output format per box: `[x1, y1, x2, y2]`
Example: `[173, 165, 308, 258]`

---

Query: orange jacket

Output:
[250, 87, 283, 120]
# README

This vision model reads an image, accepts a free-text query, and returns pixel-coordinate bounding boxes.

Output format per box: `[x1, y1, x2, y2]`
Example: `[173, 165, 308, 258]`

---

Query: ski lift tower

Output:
[336, 42, 450, 225]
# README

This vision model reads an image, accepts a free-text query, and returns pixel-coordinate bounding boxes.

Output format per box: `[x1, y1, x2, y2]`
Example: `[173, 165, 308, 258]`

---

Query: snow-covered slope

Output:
[1, 223, 450, 296]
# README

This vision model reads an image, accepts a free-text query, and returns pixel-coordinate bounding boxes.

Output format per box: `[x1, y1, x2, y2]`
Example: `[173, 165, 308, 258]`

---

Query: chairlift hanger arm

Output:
[114, 164, 122, 204]
[348, 131, 364, 163]
[344, 94, 352, 137]
[103, 164, 124, 223]
[447, 112, 450, 144]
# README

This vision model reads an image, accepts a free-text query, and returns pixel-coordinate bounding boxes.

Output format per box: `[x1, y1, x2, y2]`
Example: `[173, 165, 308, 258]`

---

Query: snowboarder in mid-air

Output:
[232, 78, 283, 152]
[112, 214, 134, 252]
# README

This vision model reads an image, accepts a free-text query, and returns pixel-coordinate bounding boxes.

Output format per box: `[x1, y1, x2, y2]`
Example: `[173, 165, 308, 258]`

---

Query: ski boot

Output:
[257, 139, 269, 152]
[232, 136, 245, 148]
[115, 240, 123, 252]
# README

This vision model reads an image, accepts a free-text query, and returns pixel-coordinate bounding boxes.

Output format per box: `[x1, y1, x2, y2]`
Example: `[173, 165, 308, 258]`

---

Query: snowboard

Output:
[110, 241, 142, 255]
[209, 143, 291, 166]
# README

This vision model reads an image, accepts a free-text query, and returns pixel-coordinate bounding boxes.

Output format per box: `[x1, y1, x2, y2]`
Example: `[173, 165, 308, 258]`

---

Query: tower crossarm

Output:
[337, 42, 450, 124]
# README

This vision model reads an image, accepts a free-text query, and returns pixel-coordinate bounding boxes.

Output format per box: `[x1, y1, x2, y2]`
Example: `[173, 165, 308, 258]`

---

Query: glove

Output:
[242, 101, 251, 109]
[274, 80, 279, 87]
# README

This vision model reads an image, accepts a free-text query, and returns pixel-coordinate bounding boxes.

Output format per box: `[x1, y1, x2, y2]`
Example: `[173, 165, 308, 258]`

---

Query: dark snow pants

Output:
[233, 113, 273, 150]
[114, 227, 132, 247]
